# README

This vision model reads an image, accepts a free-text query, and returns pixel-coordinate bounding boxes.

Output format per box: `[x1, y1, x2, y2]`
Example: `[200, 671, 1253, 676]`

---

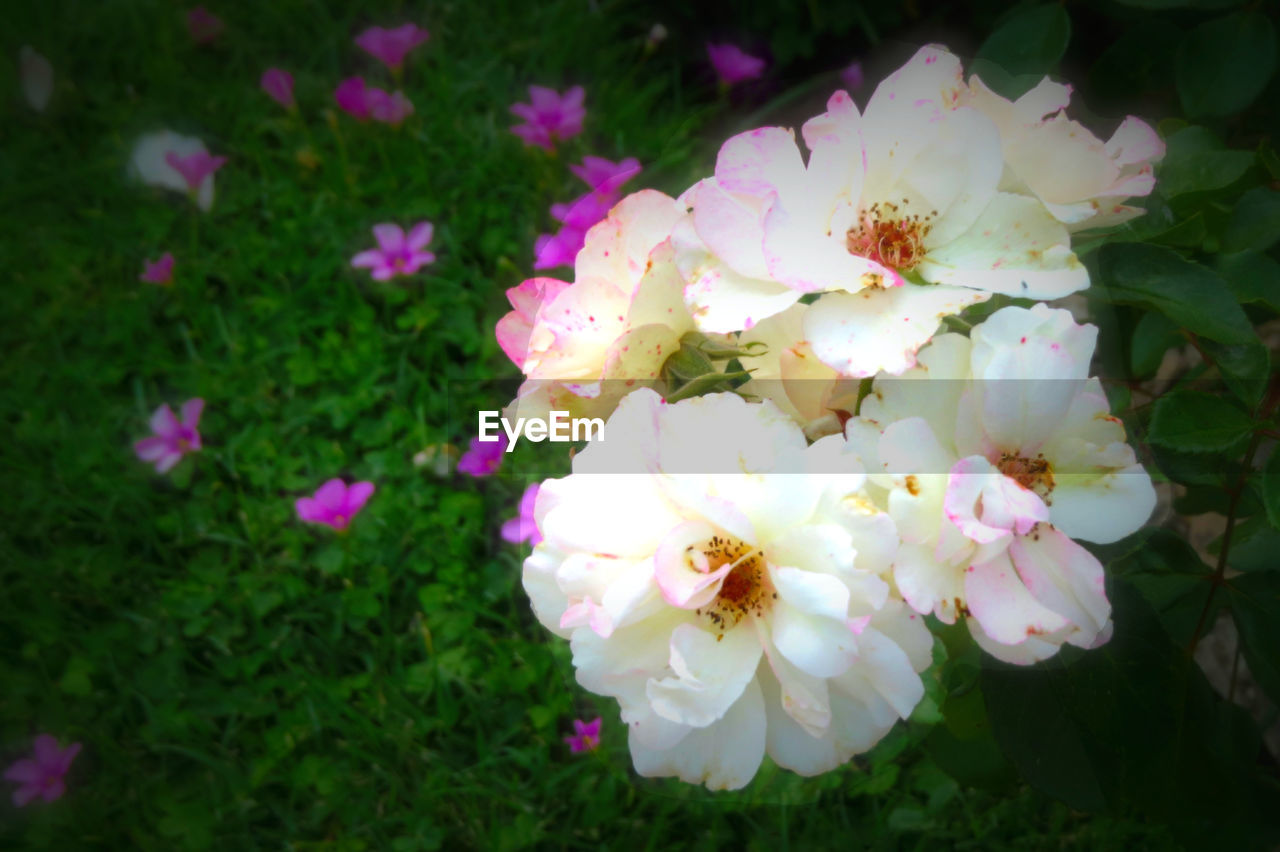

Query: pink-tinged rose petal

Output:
[945, 455, 1049, 544]
[654, 520, 735, 609]
[495, 277, 571, 368]
[965, 549, 1070, 646]
[260, 68, 295, 109]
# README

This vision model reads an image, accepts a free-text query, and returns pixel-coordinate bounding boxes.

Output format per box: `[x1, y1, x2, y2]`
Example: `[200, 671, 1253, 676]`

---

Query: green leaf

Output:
[1088, 21, 1181, 102]
[976, 5, 1071, 77]
[58, 655, 95, 697]
[1228, 573, 1280, 704]
[1148, 390, 1255, 452]
[1111, 529, 1214, 645]
[1176, 11, 1277, 117]
[1229, 516, 1280, 573]
[1223, 187, 1280, 253]
[983, 580, 1261, 822]
[1150, 443, 1229, 485]
[1198, 336, 1270, 407]
[1129, 311, 1181, 378]
[924, 686, 1017, 790]
[1097, 243, 1255, 344]
[1217, 251, 1280, 314]
[1157, 126, 1255, 198]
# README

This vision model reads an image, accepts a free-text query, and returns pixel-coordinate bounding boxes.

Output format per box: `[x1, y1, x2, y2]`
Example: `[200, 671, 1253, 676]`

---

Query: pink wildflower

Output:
[134, 399, 204, 473]
[457, 433, 507, 477]
[564, 717, 602, 753]
[164, 149, 227, 195]
[509, 85, 585, 151]
[569, 156, 642, 196]
[841, 60, 865, 91]
[260, 68, 295, 109]
[186, 7, 223, 44]
[295, 478, 375, 532]
[365, 87, 413, 125]
[351, 222, 436, 281]
[335, 76, 370, 119]
[706, 42, 766, 86]
[354, 23, 429, 73]
[533, 225, 587, 270]
[501, 483, 542, 546]
[4, 735, 81, 807]
[139, 252, 175, 285]
[550, 189, 617, 230]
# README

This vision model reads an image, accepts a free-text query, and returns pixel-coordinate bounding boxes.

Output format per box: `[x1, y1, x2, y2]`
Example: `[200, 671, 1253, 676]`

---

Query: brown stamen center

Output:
[998, 452, 1055, 500]
[692, 535, 773, 637]
[845, 200, 934, 278]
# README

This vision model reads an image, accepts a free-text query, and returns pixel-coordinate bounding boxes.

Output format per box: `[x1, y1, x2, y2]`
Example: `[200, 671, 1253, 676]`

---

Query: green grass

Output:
[0, 1, 1182, 848]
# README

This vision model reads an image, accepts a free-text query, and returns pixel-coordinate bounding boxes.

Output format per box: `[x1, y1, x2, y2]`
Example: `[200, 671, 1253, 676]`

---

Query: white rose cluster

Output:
[497, 45, 1163, 789]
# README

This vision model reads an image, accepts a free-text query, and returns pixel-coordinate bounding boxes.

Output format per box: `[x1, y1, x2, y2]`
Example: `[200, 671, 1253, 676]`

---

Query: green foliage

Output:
[1176, 11, 1277, 118]
[1148, 390, 1256, 452]
[976, 5, 1071, 77]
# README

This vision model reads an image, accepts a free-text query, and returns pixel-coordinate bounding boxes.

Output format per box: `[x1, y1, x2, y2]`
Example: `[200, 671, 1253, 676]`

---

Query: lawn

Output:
[2, 0, 1274, 848]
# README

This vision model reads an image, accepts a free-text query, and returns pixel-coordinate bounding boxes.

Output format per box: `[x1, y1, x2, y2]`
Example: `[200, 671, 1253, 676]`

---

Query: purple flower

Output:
[365, 87, 413, 125]
[534, 184, 622, 269]
[501, 483, 542, 546]
[509, 85, 585, 151]
[355, 23, 429, 73]
[351, 222, 436, 281]
[549, 189, 617, 231]
[533, 225, 587, 270]
[134, 399, 203, 474]
[334, 76, 412, 124]
[164, 149, 227, 194]
[186, 7, 223, 44]
[295, 478, 375, 532]
[260, 68, 295, 109]
[564, 717, 602, 753]
[4, 735, 81, 807]
[335, 76, 371, 119]
[706, 42, 766, 86]
[841, 60, 865, 92]
[569, 155, 642, 196]
[457, 433, 508, 477]
[139, 252, 175, 285]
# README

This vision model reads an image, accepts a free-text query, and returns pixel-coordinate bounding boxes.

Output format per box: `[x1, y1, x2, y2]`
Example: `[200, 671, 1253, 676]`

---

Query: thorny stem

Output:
[1185, 374, 1280, 656]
